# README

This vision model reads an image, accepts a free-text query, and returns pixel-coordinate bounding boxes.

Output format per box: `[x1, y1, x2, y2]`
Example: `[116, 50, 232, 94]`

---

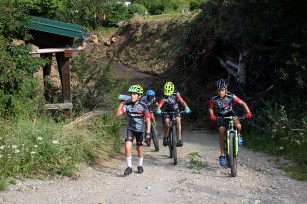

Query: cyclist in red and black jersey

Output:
[156, 82, 191, 147]
[116, 85, 151, 175]
[208, 79, 252, 166]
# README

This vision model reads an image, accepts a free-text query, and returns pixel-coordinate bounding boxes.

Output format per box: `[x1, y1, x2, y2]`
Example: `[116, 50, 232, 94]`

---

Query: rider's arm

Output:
[178, 97, 188, 109]
[237, 100, 251, 114]
[116, 102, 125, 117]
[156, 100, 164, 110]
[144, 111, 151, 133]
[208, 102, 215, 116]
[145, 117, 151, 133]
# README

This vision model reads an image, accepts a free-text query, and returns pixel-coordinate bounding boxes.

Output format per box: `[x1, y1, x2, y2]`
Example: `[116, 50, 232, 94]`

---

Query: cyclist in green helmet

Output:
[116, 84, 151, 175]
[156, 82, 191, 147]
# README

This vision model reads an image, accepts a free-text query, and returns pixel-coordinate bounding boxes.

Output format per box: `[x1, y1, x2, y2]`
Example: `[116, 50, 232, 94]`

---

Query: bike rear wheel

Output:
[172, 126, 177, 165]
[151, 123, 159, 151]
[229, 133, 237, 177]
[169, 129, 173, 158]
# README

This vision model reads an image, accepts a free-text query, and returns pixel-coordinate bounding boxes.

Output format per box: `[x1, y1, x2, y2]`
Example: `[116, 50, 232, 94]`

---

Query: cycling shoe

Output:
[219, 155, 226, 166]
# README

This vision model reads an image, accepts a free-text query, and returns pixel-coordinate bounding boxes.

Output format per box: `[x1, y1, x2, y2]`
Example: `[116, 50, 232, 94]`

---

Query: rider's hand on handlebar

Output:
[185, 107, 191, 114]
[210, 115, 217, 121]
[156, 109, 161, 115]
[245, 112, 252, 119]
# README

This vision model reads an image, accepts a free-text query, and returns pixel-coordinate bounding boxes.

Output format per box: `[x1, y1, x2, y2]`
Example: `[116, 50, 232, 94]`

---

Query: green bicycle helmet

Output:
[128, 84, 143, 94]
[163, 82, 175, 96]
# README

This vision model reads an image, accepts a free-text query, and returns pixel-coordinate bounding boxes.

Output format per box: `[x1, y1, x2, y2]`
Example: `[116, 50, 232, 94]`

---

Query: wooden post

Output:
[41, 53, 52, 102]
[56, 52, 71, 103]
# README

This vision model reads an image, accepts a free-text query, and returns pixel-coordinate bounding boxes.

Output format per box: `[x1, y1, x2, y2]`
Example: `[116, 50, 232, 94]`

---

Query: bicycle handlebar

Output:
[160, 110, 186, 115]
[217, 116, 246, 120]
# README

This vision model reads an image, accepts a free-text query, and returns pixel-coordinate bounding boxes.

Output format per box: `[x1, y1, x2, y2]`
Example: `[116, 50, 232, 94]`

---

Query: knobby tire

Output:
[151, 123, 159, 151]
[172, 126, 177, 165]
[229, 133, 237, 177]
[169, 127, 173, 158]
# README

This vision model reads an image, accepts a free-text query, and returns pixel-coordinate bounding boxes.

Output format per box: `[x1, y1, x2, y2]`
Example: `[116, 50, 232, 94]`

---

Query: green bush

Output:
[0, 112, 121, 186]
[128, 3, 147, 17]
[245, 96, 307, 180]
[0, 0, 48, 119]
[71, 47, 128, 115]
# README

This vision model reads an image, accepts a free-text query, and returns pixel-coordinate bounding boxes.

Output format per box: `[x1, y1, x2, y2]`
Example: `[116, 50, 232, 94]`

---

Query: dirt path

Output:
[1, 118, 306, 204]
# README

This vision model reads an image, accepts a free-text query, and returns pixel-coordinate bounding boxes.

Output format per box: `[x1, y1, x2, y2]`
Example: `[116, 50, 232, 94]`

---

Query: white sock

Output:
[126, 157, 132, 167]
[137, 157, 143, 166]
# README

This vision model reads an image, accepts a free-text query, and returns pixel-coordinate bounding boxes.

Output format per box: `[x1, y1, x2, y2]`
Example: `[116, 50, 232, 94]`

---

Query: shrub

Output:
[128, 3, 147, 17]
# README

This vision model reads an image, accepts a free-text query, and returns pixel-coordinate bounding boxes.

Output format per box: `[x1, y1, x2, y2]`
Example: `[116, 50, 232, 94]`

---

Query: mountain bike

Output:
[161, 110, 185, 165]
[219, 115, 245, 177]
[144, 112, 159, 151]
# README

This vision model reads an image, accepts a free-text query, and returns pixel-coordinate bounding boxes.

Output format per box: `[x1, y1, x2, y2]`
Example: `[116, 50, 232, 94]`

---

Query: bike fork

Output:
[227, 130, 238, 156]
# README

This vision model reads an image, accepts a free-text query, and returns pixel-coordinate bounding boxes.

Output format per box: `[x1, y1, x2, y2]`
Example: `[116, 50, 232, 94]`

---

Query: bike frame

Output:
[219, 115, 245, 177]
[225, 116, 238, 156]
[162, 110, 185, 165]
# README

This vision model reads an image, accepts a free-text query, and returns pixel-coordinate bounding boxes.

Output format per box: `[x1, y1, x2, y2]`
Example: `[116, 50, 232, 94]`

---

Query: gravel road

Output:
[0, 119, 306, 204]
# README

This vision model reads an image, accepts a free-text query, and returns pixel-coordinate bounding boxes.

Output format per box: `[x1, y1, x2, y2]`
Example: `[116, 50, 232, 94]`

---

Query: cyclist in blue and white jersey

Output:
[116, 85, 151, 175]
[141, 89, 159, 126]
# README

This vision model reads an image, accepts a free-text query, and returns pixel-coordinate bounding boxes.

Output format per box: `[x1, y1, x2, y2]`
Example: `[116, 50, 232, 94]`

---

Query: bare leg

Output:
[125, 141, 132, 157]
[164, 118, 170, 137]
[176, 117, 182, 140]
[234, 119, 242, 134]
[136, 146, 143, 158]
[219, 126, 226, 154]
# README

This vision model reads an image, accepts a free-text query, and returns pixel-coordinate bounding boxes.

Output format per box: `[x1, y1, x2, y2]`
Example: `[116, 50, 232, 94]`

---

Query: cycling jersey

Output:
[209, 92, 241, 115]
[121, 102, 150, 132]
[140, 96, 157, 111]
[158, 91, 182, 112]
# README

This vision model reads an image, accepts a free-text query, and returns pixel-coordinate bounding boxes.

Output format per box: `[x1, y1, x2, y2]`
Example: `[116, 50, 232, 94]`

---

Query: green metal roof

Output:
[28, 16, 84, 39]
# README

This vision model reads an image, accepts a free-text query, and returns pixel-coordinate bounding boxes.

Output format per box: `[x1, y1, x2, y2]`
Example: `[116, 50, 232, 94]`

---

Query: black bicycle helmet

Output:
[216, 79, 228, 90]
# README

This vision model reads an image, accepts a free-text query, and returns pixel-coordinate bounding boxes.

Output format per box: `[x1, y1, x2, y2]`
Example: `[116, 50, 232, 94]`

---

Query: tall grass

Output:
[0, 112, 121, 190]
[245, 96, 307, 180]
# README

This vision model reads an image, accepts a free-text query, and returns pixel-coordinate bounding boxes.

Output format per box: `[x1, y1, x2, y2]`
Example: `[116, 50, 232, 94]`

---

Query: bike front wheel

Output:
[172, 126, 177, 165]
[151, 123, 159, 151]
[229, 132, 237, 177]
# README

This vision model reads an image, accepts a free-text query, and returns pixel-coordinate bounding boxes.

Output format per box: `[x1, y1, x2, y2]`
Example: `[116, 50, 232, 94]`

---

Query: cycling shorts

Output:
[217, 111, 237, 128]
[125, 129, 144, 146]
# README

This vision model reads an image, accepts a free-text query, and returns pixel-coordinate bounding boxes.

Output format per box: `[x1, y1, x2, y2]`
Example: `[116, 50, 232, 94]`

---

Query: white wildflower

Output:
[12, 145, 17, 149]
[34, 145, 38, 148]
[282, 126, 286, 129]
[52, 140, 59, 145]
[296, 140, 301, 145]
[31, 151, 36, 155]
[37, 136, 43, 141]
[0, 145, 5, 150]
[279, 146, 284, 150]
[15, 149, 20, 153]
